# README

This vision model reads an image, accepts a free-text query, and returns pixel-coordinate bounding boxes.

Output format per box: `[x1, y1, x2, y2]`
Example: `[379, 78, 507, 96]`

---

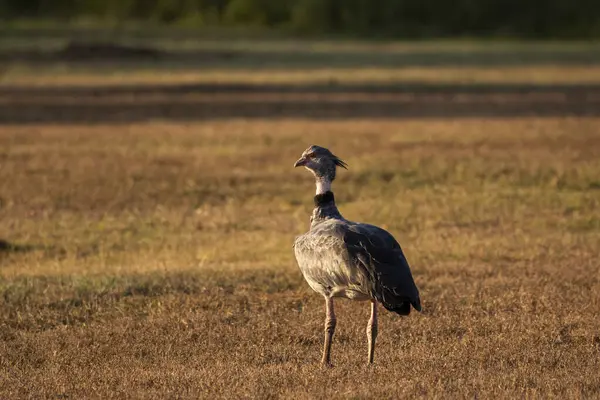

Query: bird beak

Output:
[294, 157, 306, 168]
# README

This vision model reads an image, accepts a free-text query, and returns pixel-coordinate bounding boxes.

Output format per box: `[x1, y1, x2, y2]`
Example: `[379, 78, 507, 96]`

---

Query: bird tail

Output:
[380, 294, 421, 316]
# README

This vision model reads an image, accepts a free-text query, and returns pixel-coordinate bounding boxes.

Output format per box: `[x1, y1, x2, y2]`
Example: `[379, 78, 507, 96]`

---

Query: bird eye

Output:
[306, 153, 315, 159]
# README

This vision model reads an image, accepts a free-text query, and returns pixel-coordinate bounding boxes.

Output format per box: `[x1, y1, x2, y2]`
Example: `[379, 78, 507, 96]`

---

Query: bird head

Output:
[294, 145, 347, 183]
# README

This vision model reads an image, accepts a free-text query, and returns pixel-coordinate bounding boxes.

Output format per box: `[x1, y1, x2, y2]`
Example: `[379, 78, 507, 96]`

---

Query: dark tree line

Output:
[1, 0, 599, 38]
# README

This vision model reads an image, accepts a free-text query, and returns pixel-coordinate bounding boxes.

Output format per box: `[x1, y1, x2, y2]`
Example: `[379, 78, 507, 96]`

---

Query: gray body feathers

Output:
[294, 203, 421, 315]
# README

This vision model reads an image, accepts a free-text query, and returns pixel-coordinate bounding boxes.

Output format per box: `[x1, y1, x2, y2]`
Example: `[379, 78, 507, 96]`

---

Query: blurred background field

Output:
[1, 2, 600, 398]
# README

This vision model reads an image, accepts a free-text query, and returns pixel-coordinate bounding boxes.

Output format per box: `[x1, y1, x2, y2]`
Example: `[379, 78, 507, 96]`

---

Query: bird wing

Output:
[342, 223, 421, 315]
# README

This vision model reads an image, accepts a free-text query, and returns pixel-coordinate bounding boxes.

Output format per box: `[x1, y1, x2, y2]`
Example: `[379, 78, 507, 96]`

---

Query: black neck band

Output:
[314, 191, 335, 207]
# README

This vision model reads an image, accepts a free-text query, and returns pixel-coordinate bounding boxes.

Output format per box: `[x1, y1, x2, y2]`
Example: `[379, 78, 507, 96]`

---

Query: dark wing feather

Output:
[343, 224, 421, 315]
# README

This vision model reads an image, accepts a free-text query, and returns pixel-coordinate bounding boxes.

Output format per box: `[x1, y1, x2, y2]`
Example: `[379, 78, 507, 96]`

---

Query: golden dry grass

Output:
[6, 66, 600, 87]
[1, 115, 599, 398]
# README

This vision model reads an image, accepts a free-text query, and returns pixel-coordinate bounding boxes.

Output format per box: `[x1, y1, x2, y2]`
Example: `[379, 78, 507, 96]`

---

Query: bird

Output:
[292, 145, 421, 365]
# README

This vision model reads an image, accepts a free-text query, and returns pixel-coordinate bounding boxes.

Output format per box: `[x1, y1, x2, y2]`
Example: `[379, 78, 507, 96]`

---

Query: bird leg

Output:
[367, 300, 378, 364]
[322, 296, 336, 365]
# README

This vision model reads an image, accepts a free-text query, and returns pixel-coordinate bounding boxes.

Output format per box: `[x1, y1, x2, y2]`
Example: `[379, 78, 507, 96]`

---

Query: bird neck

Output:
[315, 177, 332, 195]
[311, 191, 342, 224]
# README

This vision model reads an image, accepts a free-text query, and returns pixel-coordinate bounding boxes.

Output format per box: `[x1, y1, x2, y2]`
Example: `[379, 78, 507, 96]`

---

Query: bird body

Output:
[292, 145, 421, 365]
[295, 218, 373, 302]
[294, 194, 421, 313]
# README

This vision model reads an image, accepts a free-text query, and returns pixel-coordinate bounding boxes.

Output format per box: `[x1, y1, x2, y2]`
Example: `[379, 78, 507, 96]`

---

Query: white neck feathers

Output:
[315, 178, 331, 195]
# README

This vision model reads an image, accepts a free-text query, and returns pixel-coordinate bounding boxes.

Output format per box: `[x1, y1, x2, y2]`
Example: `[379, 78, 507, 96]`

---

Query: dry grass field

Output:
[1, 37, 600, 398]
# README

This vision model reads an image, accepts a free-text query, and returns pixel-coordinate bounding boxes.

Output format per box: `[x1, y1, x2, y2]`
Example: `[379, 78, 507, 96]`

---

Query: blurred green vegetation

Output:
[1, 0, 600, 38]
